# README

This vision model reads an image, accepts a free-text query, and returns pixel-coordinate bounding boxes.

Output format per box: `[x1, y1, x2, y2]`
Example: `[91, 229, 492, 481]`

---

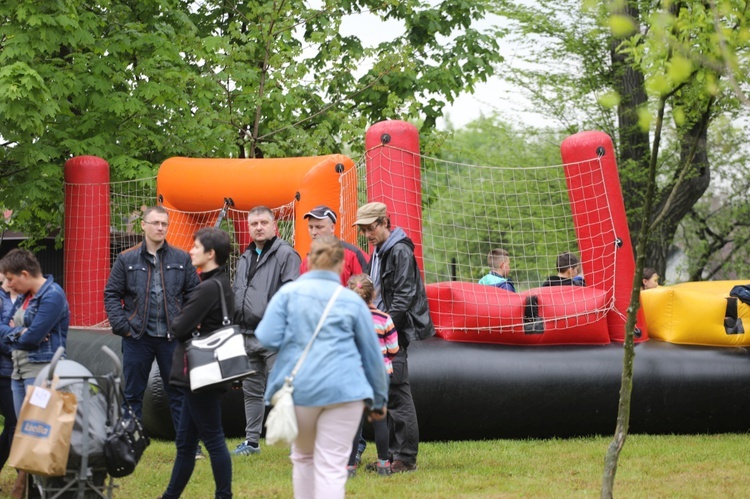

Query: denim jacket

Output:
[256, 270, 388, 410]
[2, 275, 70, 364]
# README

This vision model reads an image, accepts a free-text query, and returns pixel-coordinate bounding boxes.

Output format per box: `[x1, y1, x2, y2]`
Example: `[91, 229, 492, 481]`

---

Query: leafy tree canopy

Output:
[0, 0, 504, 243]
[490, 0, 750, 282]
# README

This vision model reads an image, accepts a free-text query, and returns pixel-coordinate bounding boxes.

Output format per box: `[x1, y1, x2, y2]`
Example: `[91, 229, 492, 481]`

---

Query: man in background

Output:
[299, 205, 369, 285]
[354, 202, 435, 473]
[232, 206, 300, 456]
[104, 206, 200, 437]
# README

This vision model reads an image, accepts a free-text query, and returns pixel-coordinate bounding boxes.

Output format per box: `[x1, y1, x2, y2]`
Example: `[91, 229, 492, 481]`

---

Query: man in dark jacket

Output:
[104, 206, 200, 432]
[232, 206, 300, 456]
[354, 201, 435, 473]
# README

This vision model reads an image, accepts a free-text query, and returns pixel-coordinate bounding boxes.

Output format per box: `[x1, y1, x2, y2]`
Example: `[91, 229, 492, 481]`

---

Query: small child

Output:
[479, 248, 516, 292]
[346, 274, 399, 477]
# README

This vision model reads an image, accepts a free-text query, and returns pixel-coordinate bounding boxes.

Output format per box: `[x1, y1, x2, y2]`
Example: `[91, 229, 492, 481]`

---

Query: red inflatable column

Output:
[64, 156, 110, 327]
[560, 132, 647, 342]
[365, 120, 424, 270]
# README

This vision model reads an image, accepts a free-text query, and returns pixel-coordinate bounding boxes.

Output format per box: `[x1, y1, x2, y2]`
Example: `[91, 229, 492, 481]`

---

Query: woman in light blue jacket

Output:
[256, 236, 388, 499]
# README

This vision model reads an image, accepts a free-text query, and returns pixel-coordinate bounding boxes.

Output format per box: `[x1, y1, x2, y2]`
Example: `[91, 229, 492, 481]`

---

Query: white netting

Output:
[363, 142, 618, 338]
[67, 148, 619, 336]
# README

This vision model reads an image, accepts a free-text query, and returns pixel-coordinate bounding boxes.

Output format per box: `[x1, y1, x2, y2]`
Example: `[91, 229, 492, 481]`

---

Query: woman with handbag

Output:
[256, 235, 389, 499]
[159, 227, 235, 499]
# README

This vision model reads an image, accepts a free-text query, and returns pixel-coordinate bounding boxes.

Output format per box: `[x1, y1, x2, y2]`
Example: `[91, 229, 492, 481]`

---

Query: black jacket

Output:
[377, 237, 435, 347]
[168, 268, 234, 388]
[104, 241, 200, 338]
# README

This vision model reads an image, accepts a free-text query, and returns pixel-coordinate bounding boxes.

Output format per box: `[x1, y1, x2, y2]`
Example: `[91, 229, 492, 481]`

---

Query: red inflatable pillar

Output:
[365, 120, 424, 270]
[64, 156, 110, 327]
[560, 132, 647, 342]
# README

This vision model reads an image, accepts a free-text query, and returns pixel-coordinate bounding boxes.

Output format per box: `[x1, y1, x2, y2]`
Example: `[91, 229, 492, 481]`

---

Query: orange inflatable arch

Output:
[156, 155, 358, 257]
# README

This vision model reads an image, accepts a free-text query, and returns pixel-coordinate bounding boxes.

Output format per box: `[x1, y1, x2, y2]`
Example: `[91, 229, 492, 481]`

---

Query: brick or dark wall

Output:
[0, 238, 65, 288]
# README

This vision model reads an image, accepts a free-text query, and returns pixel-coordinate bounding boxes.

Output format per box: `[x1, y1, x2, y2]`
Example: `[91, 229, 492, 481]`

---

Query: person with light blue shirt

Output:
[478, 248, 516, 292]
[256, 236, 388, 499]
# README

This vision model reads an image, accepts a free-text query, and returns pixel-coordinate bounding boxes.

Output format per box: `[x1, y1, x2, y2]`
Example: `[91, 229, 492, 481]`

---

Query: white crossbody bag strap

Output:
[286, 286, 344, 384]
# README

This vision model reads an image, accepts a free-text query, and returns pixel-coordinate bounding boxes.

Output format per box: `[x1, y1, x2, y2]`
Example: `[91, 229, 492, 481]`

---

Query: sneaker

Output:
[390, 460, 417, 473]
[353, 451, 362, 467]
[231, 441, 261, 456]
[376, 460, 391, 476]
[346, 466, 357, 479]
[195, 445, 205, 460]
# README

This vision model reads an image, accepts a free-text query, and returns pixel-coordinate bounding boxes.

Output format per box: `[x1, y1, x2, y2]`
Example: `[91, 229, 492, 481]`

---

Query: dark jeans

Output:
[348, 415, 389, 465]
[0, 376, 17, 469]
[121, 334, 184, 429]
[162, 390, 232, 499]
[388, 349, 419, 465]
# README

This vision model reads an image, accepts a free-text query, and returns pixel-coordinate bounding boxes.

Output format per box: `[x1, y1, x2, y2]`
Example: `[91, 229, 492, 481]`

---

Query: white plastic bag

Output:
[265, 382, 298, 447]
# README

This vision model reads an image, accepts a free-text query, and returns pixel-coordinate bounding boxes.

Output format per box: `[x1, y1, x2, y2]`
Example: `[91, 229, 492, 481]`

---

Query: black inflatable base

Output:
[68, 330, 750, 441]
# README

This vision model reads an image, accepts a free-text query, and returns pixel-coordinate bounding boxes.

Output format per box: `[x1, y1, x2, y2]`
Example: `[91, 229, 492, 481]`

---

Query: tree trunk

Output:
[610, 1, 650, 246]
[644, 107, 712, 277]
[601, 96, 667, 499]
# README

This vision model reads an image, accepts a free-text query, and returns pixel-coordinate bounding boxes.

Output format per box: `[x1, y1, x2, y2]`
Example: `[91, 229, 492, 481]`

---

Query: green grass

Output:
[2, 435, 750, 497]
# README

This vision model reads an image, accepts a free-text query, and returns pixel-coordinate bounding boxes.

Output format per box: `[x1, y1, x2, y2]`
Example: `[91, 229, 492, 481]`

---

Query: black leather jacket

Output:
[104, 241, 200, 338]
[377, 237, 435, 347]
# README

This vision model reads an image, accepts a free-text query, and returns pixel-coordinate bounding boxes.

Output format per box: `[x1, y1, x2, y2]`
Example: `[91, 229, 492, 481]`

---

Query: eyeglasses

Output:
[143, 220, 169, 228]
[358, 221, 381, 234]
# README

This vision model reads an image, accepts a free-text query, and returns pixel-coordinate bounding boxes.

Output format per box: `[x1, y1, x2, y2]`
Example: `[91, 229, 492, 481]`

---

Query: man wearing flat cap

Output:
[354, 201, 435, 473]
[300, 205, 369, 285]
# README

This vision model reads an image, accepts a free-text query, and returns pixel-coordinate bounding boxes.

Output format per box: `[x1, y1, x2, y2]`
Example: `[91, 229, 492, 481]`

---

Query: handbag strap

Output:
[287, 286, 344, 384]
[213, 279, 231, 326]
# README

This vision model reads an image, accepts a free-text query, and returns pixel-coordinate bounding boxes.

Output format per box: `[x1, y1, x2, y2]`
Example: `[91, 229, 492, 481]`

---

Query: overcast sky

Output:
[331, 5, 549, 130]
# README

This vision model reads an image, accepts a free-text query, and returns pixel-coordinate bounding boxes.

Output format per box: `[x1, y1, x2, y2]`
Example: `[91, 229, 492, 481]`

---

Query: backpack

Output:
[729, 285, 750, 306]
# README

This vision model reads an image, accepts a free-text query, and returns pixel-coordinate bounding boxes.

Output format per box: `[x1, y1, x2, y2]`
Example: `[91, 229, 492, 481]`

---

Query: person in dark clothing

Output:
[0, 274, 19, 472]
[160, 227, 234, 499]
[542, 252, 586, 287]
[354, 202, 435, 473]
[104, 206, 200, 447]
[232, 206, 300, 456]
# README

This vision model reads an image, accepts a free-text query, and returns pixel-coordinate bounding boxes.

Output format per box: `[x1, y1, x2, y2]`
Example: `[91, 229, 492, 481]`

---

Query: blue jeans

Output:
[162, 390, 232, 499]
[122, 334, 184, 429]
[11, 377, 36, 418]
[0, 377, 17, 469]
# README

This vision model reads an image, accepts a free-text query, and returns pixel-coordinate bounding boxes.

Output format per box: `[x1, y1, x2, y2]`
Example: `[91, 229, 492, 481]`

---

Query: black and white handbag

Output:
[185, 280, 254, 392]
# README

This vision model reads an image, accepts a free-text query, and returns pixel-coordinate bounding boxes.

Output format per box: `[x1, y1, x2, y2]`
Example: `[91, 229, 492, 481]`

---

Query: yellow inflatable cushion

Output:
[641, 280, 750, 346]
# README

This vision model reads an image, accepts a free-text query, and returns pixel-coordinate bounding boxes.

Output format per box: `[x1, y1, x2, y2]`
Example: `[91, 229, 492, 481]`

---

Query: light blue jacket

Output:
[256, 270, 388, 410]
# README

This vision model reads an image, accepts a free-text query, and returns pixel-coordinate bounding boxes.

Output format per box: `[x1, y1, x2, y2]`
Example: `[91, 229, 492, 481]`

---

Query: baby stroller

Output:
[27, 346, 125, 498]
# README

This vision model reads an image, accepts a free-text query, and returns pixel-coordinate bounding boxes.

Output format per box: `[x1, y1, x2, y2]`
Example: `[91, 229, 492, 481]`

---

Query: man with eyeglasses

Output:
[299, 205, 369, 285]
[104, 205, 200, 443]
[353, 202, 435, 474]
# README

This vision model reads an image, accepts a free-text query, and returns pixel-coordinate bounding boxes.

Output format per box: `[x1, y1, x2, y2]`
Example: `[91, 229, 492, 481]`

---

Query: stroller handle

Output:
[100, 345, 122, 377]
[46, 346, 66, 385]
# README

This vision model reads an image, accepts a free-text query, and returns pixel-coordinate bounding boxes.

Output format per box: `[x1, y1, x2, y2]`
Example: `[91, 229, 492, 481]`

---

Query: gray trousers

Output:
[242, 334, 277, 442]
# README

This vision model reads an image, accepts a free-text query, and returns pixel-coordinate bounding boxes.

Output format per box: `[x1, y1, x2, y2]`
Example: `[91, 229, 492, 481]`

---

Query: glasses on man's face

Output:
[143, 220, 169, 228]
[358, 221, 380, 234]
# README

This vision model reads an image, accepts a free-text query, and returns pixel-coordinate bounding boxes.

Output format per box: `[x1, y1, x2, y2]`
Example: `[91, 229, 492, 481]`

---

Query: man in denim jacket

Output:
[104, 206, 200, 430]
